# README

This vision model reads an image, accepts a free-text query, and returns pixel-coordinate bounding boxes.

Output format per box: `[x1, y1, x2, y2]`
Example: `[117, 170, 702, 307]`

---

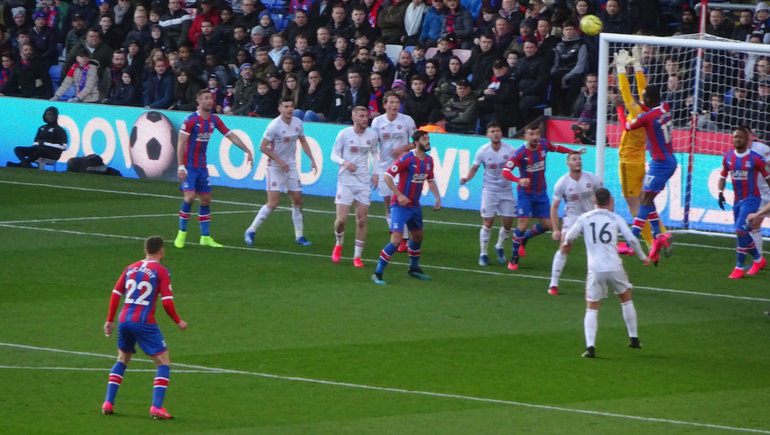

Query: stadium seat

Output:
[425, 47, 438, 60]
[452, 49, 471, 64]
[263, 0, 286, 10]
[270, 11, 290, 31]
[385, 44, 403, 63]
[49, 65, 61, 86]
[404, 45, 414, 53]
[36, 158, 58, 171]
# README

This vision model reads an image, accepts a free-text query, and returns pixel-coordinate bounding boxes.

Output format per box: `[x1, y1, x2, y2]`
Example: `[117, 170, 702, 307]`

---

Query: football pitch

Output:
[2, 168, 769, 434]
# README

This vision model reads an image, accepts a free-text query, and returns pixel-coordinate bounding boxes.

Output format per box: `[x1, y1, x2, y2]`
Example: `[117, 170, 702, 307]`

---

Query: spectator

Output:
[99, 48, 127, 100]
[347, 68, 370, 108]
[29, 10, 57, 65]
[755, 3, 770, 42]
[372, 53, 394, 85]
[393, 50, 417, 87]
[465, 32, 496, 90]
[0, 54, 14, 91]
[124, 39, 145, 76]
[568, 0, 592, 26]
[706, 8, 732, 39]
[550, 20, 587, 116]
[490, 16, 513, 56]
[103, 67, 140, 105]
[419, 0, 445, 47]
[512, 38, 548, 128]
[507, 19, 535, 61]
[525, 0, 551, 22]
[297, 68, 330, 122]
[245, 25, 270, 58]
[124, 7, 151, 48]
[169, 66, 200, 110]
[441, 0, 474, 49]
[142, 56, 174, 108]
[600, 0, 629, 35]
[254, 46, 278, 81]
[188, 0, 219, 48]
[195, 19, 224, 62]
[570, 72, 597, 119]
[536, 18, 558, 59]
[405, 74, 440, 127]
[477, 59, 516, 133]
[146, 23, 176, 53]
[498, 0, 524, 28]
[378, 0, 409, 44]
[175, 43, 201, 76]
[52, 48, 100, 102]
[252, 13, 278, 41]
[226, 25, 250, 65]
[249, 79, 278, 117]
[158, 0, 191, 49]
[283, 9, 315, 48]
[434, 55, 465, 105]
[112, 0, 134, 37]
[313, 26, 335, 74]
[69, 0, 98, 27]
[281, 72, 301, 107]
[200, 53, 229, 87]
[476, 5, 496, 35]
[367, 70, 387, 118]
[65, 13, 89, 55]
[65, 28, 112, 76]
[755, 80, 770, 141]
[413, 44, 427, 74]
[697, 93, 728, 132]
[212, 6, 236, 46]
[733, 8, 754, 42]
[92, 0, 112, 27]
[442, 78, 478, 133]
[419, 110, 447, 132]
[674, 6, 698, 35]
[98, 14, 124, 50]
[235, 0, 264, 33]
[309, 0, 333, 29]
[51, 0, 72, 39]
[331, 52, 349, 78]
[232, 63, 258, 115]
[6, 106, 67, 168]
[348, 6, 380, 42]
[268, 33, 288, 66]
[404, 0, 427, 45]
[424, 59, 440, 93]
[725, 82, 756, 131]
[328, 4, 350, 38]
[328, 76, 352, 123]
[660, 74, 688, 127]
[432, 36, 454, 74]
[2, 44, 52, 98]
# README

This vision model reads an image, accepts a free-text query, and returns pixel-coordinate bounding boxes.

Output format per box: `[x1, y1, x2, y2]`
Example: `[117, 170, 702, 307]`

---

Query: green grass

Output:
[2, 167, 770, 434]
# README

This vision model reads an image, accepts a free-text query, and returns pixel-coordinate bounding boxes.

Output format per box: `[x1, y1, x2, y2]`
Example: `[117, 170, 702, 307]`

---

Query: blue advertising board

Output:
[0, 97, 743, 234]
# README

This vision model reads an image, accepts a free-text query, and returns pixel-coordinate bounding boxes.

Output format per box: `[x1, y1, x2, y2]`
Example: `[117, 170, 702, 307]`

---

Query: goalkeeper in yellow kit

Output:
[613, 48, 666, 252]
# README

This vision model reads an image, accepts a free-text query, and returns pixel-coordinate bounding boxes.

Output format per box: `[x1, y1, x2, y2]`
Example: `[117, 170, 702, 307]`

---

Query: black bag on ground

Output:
[67, 154, 121, 176]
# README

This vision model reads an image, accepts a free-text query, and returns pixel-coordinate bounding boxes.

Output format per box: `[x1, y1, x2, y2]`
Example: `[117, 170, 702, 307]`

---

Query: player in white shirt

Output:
[244, 98, 318, 246]
[371, 91, 417, 252]
[548, 152, 603, 295]
[748, 128, 770, 256]
[563, 187, 650, 358]
[460, 122, 518, 266]
[330, 106, 379, 267]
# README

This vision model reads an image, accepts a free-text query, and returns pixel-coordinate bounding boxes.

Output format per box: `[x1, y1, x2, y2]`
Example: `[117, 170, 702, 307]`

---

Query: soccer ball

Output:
[580, 15, 603, 36]
[129, 111, 177, 179]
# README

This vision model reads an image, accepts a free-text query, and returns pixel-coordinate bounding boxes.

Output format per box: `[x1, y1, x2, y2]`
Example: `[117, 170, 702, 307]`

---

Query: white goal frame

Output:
[596, 32, 770, 230]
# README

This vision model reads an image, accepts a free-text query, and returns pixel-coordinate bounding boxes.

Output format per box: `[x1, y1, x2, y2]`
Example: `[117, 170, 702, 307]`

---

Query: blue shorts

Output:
[734, 196, 760, 233]
[390, 204, 423, 232]
[642, 158, 677, 193]
[117, 322, 167, 356]
[181, 167, 212, 194]
[517, 192, 550, 218]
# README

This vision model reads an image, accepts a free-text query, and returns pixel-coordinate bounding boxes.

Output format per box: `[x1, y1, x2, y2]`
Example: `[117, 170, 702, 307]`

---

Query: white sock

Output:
[402, 223, 409, 242]
[584, 309, 598, 348]
[335, 231, 344, 246]
[496, 227, 511, 249]
[480, 226, 491, 255]
[248, 205, 272, 232]
[549, 250, 568, 288]
[621, 300, 638, 338]
[386, 214, 391, 229]
[354, 239, 364, 259]
[292, 205, 303, 239]
[751, 229, 763, 257]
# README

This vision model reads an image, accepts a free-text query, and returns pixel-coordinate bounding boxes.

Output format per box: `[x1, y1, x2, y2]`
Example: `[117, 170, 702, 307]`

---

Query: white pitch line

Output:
[2, 222, 767, 302]
[0, 342, 767, 434]
[0, 366, 216, 373]
[0, 210, 255, 225]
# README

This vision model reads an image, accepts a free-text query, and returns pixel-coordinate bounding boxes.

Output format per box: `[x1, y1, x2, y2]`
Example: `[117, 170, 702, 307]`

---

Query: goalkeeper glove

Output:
[718, 191, 726, 210]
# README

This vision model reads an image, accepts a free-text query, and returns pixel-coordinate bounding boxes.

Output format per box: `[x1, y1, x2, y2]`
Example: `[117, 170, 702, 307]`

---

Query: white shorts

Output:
[561, 216, 578, 234]
[585, 270, 632, 302]
[480, 189, 516, 218]
[377, 173, 399, 198]
[762, 196, 769, 209]
[266, 165, 301, 192]
[335, 183, 371, 206]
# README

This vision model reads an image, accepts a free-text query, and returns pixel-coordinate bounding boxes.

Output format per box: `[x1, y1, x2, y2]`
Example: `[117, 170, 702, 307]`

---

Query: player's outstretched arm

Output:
[460, 164, 479, 185]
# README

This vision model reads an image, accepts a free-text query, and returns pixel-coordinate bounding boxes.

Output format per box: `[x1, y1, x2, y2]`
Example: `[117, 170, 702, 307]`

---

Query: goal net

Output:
[596, 32, 770, 235]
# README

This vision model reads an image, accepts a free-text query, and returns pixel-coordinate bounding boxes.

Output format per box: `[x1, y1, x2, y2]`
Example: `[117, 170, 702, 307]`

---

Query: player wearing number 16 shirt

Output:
[562, 188, 649, 359]
[102, 236, 188, 419]
[623, 85, 675, 264]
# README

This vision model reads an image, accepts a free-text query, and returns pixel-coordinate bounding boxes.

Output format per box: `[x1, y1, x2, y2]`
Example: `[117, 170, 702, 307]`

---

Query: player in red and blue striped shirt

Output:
[372, 131, 441, 284]
[174, 90, 253, 249]
[623, 85, 676, 264]
[718, 127, 770, 278]
[101, 236, 188, 419]
[502, 125, 585, 270]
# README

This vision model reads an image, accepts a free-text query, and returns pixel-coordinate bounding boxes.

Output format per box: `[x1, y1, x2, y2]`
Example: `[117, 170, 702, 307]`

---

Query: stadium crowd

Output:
[0, 0, 768, 136]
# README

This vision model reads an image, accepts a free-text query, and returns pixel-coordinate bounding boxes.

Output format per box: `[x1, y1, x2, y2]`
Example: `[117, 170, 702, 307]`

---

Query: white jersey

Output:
[564, 208, 646, 273]
[751, 140, 770, 202]
[371, 112, 416, 174]
[331, 127, 378, 187]
[262, 116, 304, 168]
[552, 171, 603, 220]
[473, 141, 517, 193]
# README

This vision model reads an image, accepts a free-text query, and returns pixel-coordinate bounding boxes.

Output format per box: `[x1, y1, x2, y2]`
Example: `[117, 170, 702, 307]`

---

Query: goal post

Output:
[596, 32, 770, 235]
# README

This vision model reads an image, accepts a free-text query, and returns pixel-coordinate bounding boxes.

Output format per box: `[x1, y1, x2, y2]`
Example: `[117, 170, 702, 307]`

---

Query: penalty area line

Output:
[1, 222, 768, 303]
[0, 342, 767, 434]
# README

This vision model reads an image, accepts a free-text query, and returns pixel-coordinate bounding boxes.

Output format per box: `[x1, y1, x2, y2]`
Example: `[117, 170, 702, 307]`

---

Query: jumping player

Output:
[622, 84, 675, 264]
[613, 48, 667, 252]
[548, 152, 602, 295]
[562, 187, 649, 358]
[175, 90, 254, 248]
[371, 91, 417, 252]
[330, 106, 379, 267]
[244, 98, 318, 246]
[719, 127, 770, 278]
[460, 122, 518, 266]
[371, 130, 441, 284]
[102, 236, 188, 419]
[502, 124, 586, 270]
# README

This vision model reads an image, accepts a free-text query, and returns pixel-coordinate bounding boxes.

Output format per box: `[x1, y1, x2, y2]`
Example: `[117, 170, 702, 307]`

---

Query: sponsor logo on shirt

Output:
[526, 160, 545, 172]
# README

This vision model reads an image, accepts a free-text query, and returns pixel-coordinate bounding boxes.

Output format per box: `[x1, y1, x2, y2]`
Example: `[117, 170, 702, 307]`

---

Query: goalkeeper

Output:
[613, 48, 667, 253]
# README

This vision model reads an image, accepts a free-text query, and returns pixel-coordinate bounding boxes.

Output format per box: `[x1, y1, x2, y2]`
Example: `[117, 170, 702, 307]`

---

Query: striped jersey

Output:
[112, 260, 173, 324]
[720, 149, 770, 202]
[386, 151, 434, 206]
[505, 139, 573, 195]
[625, 103, 674, 162]
[180, 112, 231, 168]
